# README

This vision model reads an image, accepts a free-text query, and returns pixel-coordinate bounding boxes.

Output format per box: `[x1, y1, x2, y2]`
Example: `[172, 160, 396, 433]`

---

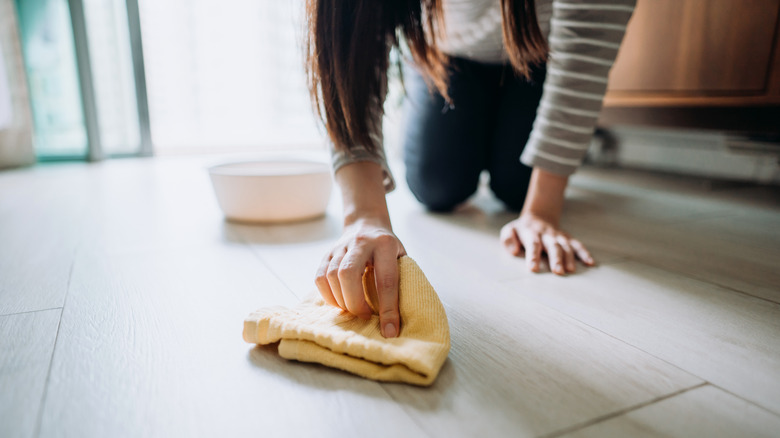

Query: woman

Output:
[306, 0, 636, 338]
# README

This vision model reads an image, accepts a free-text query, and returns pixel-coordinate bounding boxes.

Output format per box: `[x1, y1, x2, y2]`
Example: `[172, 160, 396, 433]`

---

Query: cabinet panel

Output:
[608, 0, 780, 93]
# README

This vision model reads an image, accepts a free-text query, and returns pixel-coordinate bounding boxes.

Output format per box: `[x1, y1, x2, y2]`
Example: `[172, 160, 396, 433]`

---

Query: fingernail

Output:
[383, 323, 397, 338]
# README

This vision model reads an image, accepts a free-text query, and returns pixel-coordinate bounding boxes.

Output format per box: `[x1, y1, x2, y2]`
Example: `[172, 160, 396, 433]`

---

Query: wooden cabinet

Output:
[604, 0, 780, 106]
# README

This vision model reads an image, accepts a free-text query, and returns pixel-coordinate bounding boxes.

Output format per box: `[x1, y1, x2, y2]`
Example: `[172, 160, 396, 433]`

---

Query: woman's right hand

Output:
[315, 217, 406, 338]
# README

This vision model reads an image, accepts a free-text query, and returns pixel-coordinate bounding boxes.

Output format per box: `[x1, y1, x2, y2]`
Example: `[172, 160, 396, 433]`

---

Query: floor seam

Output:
[706, 383, 780, 418]
[0, 307, 64, 318]
[621, 257, 780, 306]
[376, 386, 436, 438]
[32, 246, 78, 438]
[649, 209, 739, 226]
[496, 261, 780, 422]
[540, 382, 709, 438]
[227, 227, 303, 301]
[495, 271, 709, 386]
[502, 253, 780, 307]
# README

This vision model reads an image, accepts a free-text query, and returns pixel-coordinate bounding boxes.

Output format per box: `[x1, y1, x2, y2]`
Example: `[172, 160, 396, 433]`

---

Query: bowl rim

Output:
[208, 159, 331, 177]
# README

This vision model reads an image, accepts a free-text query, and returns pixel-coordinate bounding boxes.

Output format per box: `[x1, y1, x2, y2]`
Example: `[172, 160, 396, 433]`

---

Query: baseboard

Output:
[589, 126, 780, 185]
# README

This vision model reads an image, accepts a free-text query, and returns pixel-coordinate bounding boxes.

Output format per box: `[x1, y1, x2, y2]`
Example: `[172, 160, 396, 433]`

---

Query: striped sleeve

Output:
[329, 75, 396, 193]
[330, 141, 396, 193]
[520, 0, 636, 176]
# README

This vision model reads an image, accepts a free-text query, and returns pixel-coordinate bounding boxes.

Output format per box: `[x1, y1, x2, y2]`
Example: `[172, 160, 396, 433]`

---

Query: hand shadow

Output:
[246, 344, 454, 411]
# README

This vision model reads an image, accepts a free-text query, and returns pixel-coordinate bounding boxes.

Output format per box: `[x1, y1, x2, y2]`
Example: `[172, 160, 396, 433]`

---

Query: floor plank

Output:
[572, 167, 780, 211]
[227, 211, 344, 298]
[563, 202, 780, 303]
[560, 385, 780, 438]
[37, 245, 425, 437]
[563, 169, 780, 303]
[3, 157, 777, 437]
[0, 309, 61, 438]
[259, 239, 703, 436]
[503, 261, 780, 415]
[0, 165, 89, 314]
[379, 255, 702, 437]
[76, 158, 232, 257]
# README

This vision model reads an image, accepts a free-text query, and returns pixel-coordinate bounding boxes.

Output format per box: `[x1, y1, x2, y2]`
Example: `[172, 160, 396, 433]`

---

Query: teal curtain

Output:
[15, 0, 145, 161]
[15, 0, 88, 159]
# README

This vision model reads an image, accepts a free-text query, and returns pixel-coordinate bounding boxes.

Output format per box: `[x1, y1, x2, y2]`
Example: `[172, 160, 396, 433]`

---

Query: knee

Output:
[406, 170, 477, 212]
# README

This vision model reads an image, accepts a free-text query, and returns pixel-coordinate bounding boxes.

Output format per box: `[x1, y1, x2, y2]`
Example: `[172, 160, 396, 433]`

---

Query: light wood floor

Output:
[1, 156, 779, 438]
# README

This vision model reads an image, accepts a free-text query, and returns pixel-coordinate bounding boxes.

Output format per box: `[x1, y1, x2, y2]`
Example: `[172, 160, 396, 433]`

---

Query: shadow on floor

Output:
[246, 345, 455, 410]
[221, 214, 342, 245]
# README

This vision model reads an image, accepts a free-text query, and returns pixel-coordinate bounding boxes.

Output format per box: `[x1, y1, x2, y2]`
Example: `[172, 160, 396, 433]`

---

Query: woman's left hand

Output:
[500, 212, 594, 275]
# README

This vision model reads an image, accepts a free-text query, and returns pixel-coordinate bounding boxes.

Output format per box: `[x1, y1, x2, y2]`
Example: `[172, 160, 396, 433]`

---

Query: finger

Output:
[542, 233, 565, 275]
[557, 236, 577, 273]
[520, 231, 543, 272]
[373, 247, 400, 338]
[500, 224, 521, 256]
[315, 253, 338, 307]
[570, 239, 595, 266]
[338, 249, 373, 319]
[327, 248, 347, 310]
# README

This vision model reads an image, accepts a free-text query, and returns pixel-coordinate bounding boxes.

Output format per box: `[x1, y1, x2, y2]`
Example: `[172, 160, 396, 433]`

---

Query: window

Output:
[137, 0, 323, 154]
[15, 0, 326, 160]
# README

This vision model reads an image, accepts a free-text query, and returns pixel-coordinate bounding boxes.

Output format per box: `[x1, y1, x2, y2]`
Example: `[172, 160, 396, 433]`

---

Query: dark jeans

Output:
[402, 57, 546, 212]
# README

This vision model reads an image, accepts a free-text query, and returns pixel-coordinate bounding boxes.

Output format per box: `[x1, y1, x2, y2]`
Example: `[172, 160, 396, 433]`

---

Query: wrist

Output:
[335, 161, 392, 230]
[343, 209, 392, 230]
[521, 167, 569, 225]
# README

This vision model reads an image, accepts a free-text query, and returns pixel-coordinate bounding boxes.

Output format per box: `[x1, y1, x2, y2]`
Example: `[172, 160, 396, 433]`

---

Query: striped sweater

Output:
[331, 0, 636, 191]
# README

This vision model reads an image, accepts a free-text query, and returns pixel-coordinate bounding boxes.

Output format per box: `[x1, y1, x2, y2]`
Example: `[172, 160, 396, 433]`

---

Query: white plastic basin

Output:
[208, 160, 332, 223]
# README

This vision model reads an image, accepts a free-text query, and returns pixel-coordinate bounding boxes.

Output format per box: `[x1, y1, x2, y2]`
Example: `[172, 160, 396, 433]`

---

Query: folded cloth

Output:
[243, 256, 450, 386]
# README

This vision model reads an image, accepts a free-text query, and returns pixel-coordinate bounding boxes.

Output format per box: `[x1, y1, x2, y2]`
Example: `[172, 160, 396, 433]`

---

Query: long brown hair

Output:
[305, 0, 547, 153]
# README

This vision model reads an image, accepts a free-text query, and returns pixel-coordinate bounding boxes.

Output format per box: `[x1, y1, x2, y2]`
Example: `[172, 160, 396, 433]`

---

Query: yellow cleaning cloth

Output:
[243, 256, 450, 386]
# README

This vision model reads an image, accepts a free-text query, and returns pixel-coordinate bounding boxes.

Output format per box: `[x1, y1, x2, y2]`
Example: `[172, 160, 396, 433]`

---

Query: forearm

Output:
[335, 161, 392, 228]
[521, 167, 569, 226]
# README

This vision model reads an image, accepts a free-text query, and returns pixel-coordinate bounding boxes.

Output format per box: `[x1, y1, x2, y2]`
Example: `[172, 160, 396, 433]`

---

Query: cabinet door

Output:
[608, 0, 780, 93]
